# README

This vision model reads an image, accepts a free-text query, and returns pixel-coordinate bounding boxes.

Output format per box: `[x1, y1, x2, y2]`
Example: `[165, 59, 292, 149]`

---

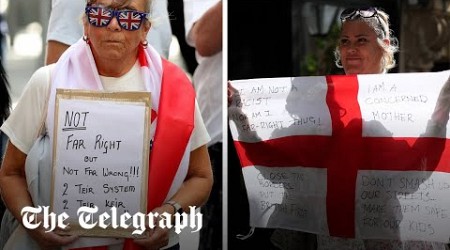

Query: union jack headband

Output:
[85, 5, 148, 31]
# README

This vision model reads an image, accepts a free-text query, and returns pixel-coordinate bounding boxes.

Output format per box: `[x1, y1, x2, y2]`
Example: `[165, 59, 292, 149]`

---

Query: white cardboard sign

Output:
[51, 90, 151, 237]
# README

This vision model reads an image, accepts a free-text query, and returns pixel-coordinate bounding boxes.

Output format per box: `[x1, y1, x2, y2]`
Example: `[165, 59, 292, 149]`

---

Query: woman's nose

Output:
[107, 16, 122, 31]
[347, 44, 357, 53]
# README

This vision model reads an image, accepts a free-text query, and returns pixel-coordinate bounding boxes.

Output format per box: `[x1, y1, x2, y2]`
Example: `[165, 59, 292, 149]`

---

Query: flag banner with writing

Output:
[229, 71, 450, 242]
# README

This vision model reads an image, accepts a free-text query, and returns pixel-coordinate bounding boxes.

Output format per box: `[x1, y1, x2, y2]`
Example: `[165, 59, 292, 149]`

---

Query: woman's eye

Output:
[358, 38, 368, 44]
[340, 39, 349, 46]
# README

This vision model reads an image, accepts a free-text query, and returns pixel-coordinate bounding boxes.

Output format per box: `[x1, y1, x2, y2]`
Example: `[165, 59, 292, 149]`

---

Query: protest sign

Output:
[51, 89, 151, 237]
[229, 71, 450, 242]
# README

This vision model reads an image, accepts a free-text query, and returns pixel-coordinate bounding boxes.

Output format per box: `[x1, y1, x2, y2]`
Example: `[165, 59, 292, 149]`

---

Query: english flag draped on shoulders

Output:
[46, 39, 194, 250]
[229, 71, 450, 243]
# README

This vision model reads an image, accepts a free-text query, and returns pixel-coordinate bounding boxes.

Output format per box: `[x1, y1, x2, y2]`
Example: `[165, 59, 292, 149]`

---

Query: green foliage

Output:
[301, 22, 343, 76]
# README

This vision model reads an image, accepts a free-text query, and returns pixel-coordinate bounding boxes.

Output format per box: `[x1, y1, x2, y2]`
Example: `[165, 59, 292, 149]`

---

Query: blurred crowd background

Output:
[0, 0, 198, 107]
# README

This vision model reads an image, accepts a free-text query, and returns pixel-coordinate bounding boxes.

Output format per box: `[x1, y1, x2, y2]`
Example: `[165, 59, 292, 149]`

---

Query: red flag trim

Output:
[76, 58, 194, 250]
[147, 58, 195, 211]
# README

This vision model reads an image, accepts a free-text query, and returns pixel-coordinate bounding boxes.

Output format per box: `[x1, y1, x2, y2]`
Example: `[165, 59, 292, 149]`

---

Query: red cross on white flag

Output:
[229, 70, 450, 242]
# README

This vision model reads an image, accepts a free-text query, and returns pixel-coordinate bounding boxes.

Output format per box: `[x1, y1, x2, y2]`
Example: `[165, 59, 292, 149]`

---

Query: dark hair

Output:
[0, 60, 11, 123]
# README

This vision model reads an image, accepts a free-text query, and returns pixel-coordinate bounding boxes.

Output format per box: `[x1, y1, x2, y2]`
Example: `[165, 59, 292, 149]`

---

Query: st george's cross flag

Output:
[229, 70, 450, 242]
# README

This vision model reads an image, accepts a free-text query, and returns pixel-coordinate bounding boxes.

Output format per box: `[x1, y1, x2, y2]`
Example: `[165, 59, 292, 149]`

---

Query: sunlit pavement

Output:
[5, 51, 42, 109]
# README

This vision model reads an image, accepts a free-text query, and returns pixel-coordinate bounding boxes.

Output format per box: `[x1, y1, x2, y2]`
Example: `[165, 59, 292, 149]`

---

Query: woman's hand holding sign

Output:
[24, 212, 78, 249]
[133, 204, 175, 249]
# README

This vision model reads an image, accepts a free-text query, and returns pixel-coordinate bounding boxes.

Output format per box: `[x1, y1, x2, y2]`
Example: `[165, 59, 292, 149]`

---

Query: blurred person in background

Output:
[0, 14, 8, 63]
[168, 0, 198, 75]
[0, 55, 11, 222]
[184, 0, 222, 249]
[0, 57, 10, 160]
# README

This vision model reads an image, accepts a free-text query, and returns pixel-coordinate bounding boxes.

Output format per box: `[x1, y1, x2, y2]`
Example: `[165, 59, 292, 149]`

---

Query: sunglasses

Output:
[85, 5, 148, 31]
[340, 7, 387, 37]
[340, 7, 379, 22]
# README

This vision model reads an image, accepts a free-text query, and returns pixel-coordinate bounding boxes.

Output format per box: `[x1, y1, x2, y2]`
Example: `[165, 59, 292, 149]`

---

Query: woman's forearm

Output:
[192, 1, 223, 57]
[0, 142, 34, 222]
[170, 176, 213, 212]
[167, 145, 213, 212]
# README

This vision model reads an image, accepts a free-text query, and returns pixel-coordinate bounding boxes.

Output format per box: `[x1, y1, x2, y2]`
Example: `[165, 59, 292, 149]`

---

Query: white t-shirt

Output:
[183, 0, 222, 145]
[1, 62, 209, 249]
[1, 62, 209, 155]
[47, 0, 172, 58]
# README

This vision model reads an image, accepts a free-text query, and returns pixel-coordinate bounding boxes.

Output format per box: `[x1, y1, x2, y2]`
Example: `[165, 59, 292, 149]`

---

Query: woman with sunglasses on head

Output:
[271, 6, 449, 250]
[314, 7, 449, 250]
[336, 7, 398, 75]
[0, 0, 213, 249]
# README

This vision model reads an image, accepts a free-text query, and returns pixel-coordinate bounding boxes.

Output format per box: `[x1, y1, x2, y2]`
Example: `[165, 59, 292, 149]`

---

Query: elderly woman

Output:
[0, 0, 213, 249]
